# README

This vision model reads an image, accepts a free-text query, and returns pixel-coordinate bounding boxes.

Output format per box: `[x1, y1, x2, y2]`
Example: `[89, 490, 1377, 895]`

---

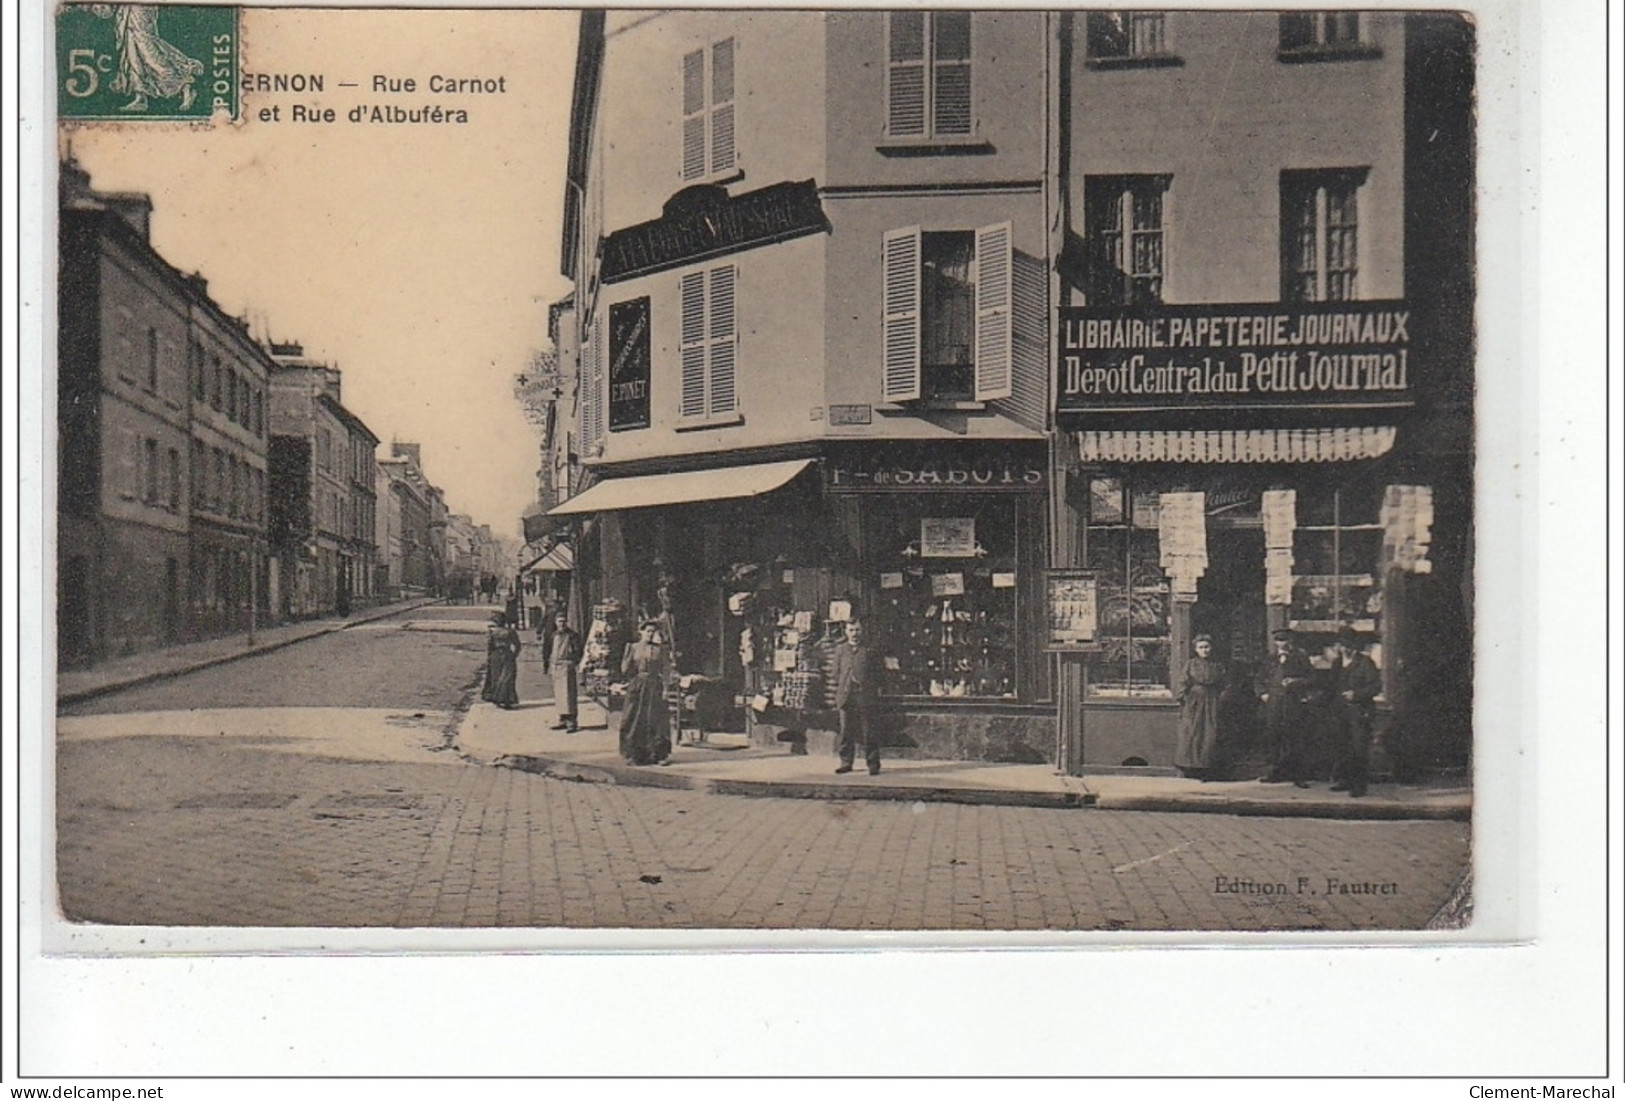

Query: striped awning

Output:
[1075, 427, 1396, 464]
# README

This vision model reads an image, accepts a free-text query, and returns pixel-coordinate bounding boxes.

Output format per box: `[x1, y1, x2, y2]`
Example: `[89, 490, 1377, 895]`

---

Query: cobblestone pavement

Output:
[57, 734, 1469, 931]
[54, 608, 1471, 932]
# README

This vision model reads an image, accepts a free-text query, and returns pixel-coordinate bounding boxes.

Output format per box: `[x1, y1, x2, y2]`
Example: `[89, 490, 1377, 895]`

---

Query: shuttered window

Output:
[681, 38, 737, 181]
[883, 222, 1012, 403]
[580, 317, 606, 454]
[886, 13, 973, 139]
[678, 265, 740, 420]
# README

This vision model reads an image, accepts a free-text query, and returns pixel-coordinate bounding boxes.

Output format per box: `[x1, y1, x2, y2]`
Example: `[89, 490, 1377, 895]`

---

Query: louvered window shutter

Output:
[886, 13, 927, 138]
[708, 266, 737, 415]
[710, 38, 736, 174]
[882, 227, 923, 402]
[679, 272, 708, 418]
[932, 13, 973, 137]
[681, 49, 706, 181]
[579, 330, 592, 444]
[973, 221, 1013, 401]
[592, 316, 607, 447]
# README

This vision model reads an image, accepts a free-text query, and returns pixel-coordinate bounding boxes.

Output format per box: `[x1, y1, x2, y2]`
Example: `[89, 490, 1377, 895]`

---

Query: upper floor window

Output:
[1278, 12, 1378, 61]
[679, 265, 739, 421]
[1084, 175, 1168, 306]
[142, 438, 160, 505]
[210, 357, 223, 411]
[682, 37, 736, 181]
[145, 330, 159, 393]
[886, 12, 972, 140]
[882, 222, 1011, 404]
[1085, 12, 1179, 66]
[190, 340, 205, 401]
[167, 448, 181, 511]
[1281, 168, 1365, 302]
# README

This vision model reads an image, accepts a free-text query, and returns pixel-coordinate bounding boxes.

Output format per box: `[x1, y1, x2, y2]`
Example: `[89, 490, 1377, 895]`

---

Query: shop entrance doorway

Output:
[1192, 526, 1267, 675]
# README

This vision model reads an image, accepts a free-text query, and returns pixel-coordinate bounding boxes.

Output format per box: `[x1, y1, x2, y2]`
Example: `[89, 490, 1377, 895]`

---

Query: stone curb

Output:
[490, 751, 1095, 809]
[57, 599, 444, 707]
[1090, 793, 1471, 821]
[485, 748, 1467, 819]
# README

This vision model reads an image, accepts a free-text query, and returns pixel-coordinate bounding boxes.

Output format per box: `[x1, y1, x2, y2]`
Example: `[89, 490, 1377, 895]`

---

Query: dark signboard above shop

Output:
[1056, 300, 1414, 419]
[608, 296, 651, 432]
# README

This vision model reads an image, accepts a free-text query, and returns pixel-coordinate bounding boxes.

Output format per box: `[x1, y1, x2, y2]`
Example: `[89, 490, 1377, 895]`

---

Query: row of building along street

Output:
[57, 158, 513, 668]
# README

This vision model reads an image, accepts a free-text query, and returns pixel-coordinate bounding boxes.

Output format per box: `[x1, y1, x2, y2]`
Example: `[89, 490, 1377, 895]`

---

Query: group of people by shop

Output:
[1174, 625, 1382, 797]
[479, 607, 682, 768]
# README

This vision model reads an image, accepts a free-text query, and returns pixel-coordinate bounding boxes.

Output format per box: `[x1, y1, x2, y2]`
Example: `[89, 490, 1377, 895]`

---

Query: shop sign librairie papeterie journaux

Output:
[1056, 301, 1415, 416]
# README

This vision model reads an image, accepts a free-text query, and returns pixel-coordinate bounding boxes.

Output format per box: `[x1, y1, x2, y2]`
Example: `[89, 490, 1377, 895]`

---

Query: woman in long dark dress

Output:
[482, 611, 521, 710]
[1175, 634, 1226, 779]
[619, 620, 673, 765]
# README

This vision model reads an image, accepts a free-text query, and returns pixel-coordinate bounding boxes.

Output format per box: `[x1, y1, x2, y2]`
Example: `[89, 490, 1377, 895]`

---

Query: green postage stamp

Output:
[57, 4, 239, 121]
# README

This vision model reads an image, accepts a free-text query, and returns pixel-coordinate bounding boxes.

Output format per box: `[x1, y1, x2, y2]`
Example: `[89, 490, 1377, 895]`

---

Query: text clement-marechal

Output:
[349, 104, 471, 124]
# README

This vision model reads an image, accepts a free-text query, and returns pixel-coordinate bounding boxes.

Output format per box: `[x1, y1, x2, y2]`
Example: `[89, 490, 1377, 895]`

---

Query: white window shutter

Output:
[886, 14, 927, 138]
[708, 266, 737, 415]
[710, 38, 736, 173]
[973, 220, 1013, 401]
[679, 272, 707, 418]
[882, 226, 922, 402]
[681, 49, 706, 180]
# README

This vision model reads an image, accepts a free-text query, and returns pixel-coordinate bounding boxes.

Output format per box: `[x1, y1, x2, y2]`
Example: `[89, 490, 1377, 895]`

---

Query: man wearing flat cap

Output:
[1328, 626, 1383, 797]
[1257, 628, 1314, 785]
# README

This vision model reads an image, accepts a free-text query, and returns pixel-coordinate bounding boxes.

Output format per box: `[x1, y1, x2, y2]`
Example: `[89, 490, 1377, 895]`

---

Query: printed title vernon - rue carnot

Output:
[241, 72, 508, 125]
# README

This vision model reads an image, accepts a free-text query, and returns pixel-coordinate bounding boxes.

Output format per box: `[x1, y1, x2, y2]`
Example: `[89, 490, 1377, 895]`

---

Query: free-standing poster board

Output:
[1044, 569, 1100, 652]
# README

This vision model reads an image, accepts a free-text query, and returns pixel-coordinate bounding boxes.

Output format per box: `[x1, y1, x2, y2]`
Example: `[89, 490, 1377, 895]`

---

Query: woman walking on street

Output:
[482, 611, 521, 710]
[1175, 634, 1226, 780]
[619, 619, 673, 765]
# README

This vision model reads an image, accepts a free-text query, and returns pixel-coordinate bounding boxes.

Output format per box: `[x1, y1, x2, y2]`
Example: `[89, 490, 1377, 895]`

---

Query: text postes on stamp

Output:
[58, 4, 238, 122]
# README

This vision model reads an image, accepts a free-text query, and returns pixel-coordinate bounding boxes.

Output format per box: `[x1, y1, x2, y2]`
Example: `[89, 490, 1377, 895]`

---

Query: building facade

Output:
[58, 163, 271, 664]
[555, 11, 1053, 756]
[551, 10, 1474, 773]
[1050, 11, 1472, 774]
[267, 346, 380, 619]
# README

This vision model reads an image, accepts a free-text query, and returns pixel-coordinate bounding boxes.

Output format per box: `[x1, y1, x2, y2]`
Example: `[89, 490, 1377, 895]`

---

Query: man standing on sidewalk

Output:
[833, 618, 882, 776]
[1257, 628, 1314, 786]
[1329, 626, 1383, 797]
[549, 611, 582, 732]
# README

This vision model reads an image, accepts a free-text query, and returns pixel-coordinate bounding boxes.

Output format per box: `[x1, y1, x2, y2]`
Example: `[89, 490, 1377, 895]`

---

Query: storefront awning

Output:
[523, 544, 574, 573]
[1074, 427, 1396, 464]
[547, 458, 814, 516]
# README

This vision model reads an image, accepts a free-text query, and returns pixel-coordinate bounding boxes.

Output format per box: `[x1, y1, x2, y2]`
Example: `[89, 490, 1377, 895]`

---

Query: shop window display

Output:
[1084, 477, 1172, 698]
[868, 500, 1017, 698]
[1290, 482, 1384, 655]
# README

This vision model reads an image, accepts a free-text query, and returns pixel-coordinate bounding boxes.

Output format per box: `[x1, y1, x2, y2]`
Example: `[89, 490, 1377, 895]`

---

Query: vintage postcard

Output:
[18, 0, 1620, 1083]
[44, 3, 1492, 952]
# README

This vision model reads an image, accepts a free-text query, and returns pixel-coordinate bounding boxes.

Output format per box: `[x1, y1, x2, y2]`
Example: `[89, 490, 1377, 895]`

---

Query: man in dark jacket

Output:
[1257, 628, 1315, 785]
[1328, 626, 1383, 797]
[832, 618, 883, 775]
[549, 611, 583, 732]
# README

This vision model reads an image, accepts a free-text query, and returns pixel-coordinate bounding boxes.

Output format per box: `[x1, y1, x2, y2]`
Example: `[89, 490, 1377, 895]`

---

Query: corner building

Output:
[554, 11, 1056, 759]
